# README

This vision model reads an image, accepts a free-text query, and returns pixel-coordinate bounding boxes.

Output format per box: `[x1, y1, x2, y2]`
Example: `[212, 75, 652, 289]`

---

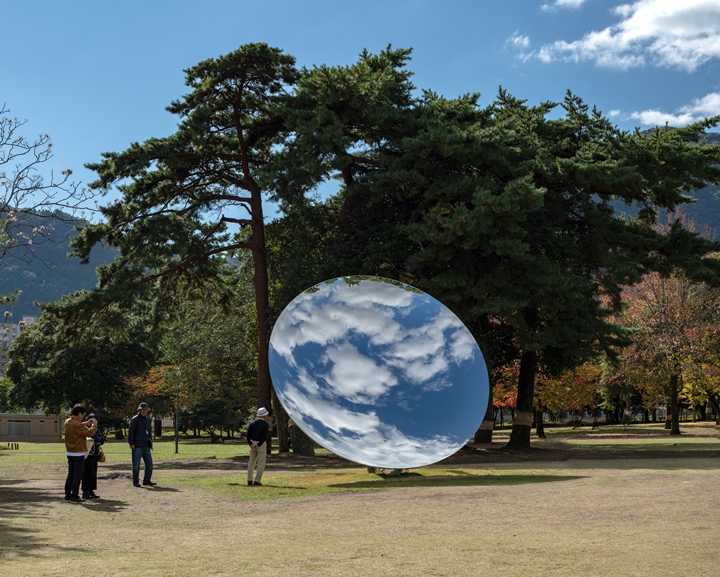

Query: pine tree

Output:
[73, 44, 299, 411]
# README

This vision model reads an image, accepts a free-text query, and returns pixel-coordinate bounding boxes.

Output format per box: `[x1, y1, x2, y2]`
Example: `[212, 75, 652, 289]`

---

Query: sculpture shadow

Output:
[140, 485, 181, 493]
[329, 472, 585, 490]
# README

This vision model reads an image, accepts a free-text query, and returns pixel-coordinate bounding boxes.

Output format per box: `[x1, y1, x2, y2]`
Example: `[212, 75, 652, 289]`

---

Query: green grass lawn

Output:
[173, 467, 584, 501]
[0, 437, 252, 466]
[2, 421, 718, 471]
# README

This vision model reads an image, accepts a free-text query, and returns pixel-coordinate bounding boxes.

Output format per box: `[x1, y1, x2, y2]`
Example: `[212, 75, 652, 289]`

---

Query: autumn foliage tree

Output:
[621, 269, 720, 434]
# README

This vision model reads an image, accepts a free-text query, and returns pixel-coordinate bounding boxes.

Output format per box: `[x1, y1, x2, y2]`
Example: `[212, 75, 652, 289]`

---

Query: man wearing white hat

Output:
[246, 407, 272, 486]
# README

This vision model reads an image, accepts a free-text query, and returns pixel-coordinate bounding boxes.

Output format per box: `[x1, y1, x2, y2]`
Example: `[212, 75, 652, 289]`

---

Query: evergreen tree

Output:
[73, 44, 299, 410]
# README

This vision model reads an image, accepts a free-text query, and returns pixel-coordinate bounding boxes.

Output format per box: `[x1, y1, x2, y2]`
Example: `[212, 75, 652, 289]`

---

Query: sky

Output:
[3, 0, 720, 220]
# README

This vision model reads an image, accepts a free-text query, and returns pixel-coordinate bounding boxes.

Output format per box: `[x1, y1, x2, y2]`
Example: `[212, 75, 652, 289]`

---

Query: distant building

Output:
[0, 413, 62, 442]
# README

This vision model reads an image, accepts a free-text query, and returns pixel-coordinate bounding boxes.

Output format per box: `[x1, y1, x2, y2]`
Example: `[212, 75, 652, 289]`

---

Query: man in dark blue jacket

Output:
[246, 407, 271, 486]
[128, 402, 156, 487]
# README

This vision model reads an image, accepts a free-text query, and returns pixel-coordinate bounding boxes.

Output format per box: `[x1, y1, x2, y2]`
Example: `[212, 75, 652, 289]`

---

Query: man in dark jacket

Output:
[128, 402, 156, 487]
[246, 407, 271, 486]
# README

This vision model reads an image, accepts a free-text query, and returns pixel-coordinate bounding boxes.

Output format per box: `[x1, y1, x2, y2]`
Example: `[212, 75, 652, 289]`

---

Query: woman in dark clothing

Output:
[82, 412, 106, 499]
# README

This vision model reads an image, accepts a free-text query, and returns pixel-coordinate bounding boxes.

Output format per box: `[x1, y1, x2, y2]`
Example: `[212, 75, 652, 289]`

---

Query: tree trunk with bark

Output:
[272, 390, 290, 454]
[474, 380, 495, 444]
[669, 372, 681, 436]
[534, 409, 546, 439]
[507, 348, 538, 450]
[250, 189, 272, 413]
[290, 422, 315, 456]
[708, 394, 720, 425]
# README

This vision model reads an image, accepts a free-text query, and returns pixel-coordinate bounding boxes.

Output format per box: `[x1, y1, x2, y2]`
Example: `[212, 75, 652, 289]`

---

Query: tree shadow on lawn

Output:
[0, 479, 99, 559]
[100, 453, 353, 473]
[328, 471, 585, 490]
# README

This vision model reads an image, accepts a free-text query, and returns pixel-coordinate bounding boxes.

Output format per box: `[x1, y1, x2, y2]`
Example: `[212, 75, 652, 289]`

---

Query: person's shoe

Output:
[86, 492, 99, 499]
[247, 480, 253, 486]
[64, 494, 71, 501]
[253, 481, 262, 487]
[142, 481, 157, 486]
[67, 495, 82, 503]
[133, 481, 141, 487]
[82, 493, 92, 500]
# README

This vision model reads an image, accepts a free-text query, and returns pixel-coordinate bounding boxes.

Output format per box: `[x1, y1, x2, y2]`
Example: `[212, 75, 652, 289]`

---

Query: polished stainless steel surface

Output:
[269, 276, 489, 469]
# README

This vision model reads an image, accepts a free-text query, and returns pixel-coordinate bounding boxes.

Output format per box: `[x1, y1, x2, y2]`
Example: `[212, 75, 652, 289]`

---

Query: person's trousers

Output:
[131, 446, 153, 483]
[65, 456, 84, 498]
[247, 444, 267, 483]
[82, 454, 98, 494]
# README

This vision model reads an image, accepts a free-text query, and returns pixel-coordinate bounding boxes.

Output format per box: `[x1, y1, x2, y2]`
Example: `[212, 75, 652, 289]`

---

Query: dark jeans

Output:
[131, 446, 153, 483]
[65, 456, 84, 498]
[82, 454, 98, 495]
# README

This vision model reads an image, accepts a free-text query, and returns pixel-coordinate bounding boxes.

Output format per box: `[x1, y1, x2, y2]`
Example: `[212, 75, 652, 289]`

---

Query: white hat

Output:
[256, 407, 269, 417]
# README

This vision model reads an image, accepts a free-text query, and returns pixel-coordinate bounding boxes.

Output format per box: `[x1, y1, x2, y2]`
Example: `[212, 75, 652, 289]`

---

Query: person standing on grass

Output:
[128, 402, 156, 488]
[246, 407, 272, 486]
[63, 404, 97, 502]
[81, 411, 106, 500]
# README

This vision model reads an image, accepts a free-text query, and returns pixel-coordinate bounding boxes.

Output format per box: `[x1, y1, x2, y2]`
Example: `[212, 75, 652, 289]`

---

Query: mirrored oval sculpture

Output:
[269, 276, 489, 469]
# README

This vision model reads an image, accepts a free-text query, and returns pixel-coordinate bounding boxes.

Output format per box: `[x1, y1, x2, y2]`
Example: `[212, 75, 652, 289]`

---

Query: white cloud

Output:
[613, 3, 634, 17]
[322, 342, 398, 403]
[629, 90, 720, 126]
[609, 109, 621, 117]
[535, 0, 720, 71]
[541, 0, 587, 11]
[680, 91, 720, 116]
[507, 31, 531, 50]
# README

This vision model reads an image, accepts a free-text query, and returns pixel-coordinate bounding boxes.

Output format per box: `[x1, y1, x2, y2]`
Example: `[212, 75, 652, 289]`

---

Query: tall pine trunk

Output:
[506, 348, 538, 450]
[669, 372, 681, 436]
[474, 380, 495, 444]
[250, 190, 272, 412]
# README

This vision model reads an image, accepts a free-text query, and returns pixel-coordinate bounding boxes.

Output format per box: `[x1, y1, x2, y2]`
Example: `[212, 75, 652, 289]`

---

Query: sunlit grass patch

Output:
[173, 467, 583, 501]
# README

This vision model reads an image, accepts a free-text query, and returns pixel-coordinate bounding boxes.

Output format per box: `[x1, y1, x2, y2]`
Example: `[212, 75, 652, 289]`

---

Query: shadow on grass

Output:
[100, 453, 353, 473]
[142, 485, 181, 493]
[227, 482, 309, 490]
[80, 498, 129, 513]
[0, 479, 99, 559]
[329, 472, 585, 490]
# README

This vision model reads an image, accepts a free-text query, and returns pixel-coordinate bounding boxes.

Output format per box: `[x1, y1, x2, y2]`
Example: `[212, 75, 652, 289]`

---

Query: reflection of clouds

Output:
[449, 328, 476, 363]
[269, 276, 487, 468]
[281, 380, 459, 469]
[385, 307, 475, 389]
[271, 278, 477, 394]
[271, 281, 407, 364]
[283, 381, 381, 435]
[323, 342, 397, 403]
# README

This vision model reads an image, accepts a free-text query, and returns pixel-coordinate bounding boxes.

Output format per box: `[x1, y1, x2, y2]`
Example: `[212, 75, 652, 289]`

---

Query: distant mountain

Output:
[0, 211, 116, 319]
[624, 131, 720, 238]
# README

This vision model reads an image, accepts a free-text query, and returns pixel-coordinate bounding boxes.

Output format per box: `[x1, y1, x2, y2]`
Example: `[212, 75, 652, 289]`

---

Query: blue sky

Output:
[3, 0, 720, 219]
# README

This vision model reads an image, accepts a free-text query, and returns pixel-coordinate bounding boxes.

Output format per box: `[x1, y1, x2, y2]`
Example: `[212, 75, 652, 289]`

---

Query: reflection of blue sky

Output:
[269, 277, 489, 469]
